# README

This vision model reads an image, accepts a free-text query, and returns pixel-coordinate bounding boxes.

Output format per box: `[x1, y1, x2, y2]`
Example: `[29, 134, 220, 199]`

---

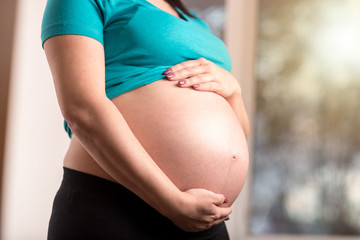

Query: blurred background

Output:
[0, 0, 359, 239]
[251, 0, 360, 236]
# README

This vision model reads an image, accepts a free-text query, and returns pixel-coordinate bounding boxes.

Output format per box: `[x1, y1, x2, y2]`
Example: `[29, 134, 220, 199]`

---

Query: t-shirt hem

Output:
[63, 76, 166, 139]
[106, 76, 166, 100]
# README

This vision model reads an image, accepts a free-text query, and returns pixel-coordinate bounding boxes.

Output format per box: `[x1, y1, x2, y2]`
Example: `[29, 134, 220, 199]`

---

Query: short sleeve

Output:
[41, 0, 105, 49]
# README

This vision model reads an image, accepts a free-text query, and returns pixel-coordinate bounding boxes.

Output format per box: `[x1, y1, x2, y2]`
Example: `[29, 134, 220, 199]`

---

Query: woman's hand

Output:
[167, 188, 232, 232]
[164, 57, 241, 99]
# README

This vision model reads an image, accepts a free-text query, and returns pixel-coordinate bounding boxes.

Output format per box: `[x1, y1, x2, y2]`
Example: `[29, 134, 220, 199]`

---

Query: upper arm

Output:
[43, 35, 106, 119]
[41, 0, 107, 119]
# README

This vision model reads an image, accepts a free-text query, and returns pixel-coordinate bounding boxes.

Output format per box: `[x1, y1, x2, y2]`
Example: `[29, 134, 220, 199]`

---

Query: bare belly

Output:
[64, 79, 249, 206]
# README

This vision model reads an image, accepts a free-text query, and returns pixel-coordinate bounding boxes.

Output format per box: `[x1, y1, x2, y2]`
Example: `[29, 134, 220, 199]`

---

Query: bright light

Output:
[311, 5, 360, 69]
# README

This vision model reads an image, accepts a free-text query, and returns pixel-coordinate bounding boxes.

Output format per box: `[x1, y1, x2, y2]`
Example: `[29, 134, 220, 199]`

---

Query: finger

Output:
[201, 211, 230, 226]
[192, 81, 220, 93]
[177, 74, 213, 87]
[206, 214, 230, 229]
[211, 193, 228, 206]
[221, 214, 230, 221]
[212, 218, 227, 227]
[163, 58, 203, 75]
[177, 65, 210, 80]
[163, 57, 212, 76]
[163, 57, 209, 75]
[211, 207, 231, 221]
[218, 207, 232, 219]
[206, 206, 231, 224]
[166, 64, 210, 81]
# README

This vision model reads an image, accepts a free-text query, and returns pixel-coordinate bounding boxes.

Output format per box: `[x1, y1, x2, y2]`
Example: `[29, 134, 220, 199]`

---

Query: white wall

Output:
[1, 0, 69, 239]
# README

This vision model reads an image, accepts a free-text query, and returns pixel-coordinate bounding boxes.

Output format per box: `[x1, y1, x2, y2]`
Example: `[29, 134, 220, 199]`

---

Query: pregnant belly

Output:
[111, 79, 249, 206]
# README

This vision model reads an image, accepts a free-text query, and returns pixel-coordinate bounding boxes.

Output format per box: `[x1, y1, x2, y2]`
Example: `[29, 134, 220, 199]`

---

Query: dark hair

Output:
[165, 0, 196, 18]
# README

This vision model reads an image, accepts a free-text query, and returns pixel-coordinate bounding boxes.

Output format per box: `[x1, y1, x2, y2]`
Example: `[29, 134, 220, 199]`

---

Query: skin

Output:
[163, 57, 250, 138]
[43, 0, 249, 233]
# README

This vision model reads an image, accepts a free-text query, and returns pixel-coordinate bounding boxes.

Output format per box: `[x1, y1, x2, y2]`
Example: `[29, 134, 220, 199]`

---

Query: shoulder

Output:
[41, 0, 110, 48]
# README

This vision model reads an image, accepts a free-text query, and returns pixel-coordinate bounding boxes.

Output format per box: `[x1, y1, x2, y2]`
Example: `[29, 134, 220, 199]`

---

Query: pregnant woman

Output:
[41, 0, 250, 239]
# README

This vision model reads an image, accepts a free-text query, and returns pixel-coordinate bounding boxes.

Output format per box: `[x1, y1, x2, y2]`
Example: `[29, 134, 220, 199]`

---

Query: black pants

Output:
[48, 167, 230, 240]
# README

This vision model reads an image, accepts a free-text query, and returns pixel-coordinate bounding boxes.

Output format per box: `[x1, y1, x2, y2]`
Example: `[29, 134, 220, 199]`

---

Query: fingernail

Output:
[193, 84, 200, 88]
[224, 197, 228, 203]
[225, 217, 230, 221]
[178, 80, 185, 85]
[163, 69, 172, 75]
[167, 73, 175, 78]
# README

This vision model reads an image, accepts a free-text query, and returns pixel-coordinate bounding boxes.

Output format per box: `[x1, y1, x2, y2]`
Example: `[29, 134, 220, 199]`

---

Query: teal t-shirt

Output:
[41, 0, 232, 139]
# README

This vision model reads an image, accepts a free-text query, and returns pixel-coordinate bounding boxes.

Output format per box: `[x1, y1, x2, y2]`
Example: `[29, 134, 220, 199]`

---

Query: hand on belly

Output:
[112, 79, 249, 206]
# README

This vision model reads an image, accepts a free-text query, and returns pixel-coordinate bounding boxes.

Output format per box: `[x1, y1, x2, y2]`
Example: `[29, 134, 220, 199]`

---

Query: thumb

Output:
[212, 194, 228, 206]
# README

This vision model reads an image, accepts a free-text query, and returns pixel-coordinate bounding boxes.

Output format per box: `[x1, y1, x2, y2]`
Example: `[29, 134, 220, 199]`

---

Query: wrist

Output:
[226, 87, 242, 102]
[165, 190, 197, 222]
[156, 188, 188, 219]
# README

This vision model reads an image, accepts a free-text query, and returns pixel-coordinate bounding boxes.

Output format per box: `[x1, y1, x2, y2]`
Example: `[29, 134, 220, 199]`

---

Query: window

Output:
[251, 0, 360, 235]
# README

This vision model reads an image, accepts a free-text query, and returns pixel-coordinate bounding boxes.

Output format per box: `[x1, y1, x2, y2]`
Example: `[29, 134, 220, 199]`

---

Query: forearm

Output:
[226, 91, 250, 139]
[64, 95, 182, 216]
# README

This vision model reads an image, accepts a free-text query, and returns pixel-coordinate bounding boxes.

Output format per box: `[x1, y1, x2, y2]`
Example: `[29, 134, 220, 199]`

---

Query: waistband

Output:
[61, 167, 134, 196]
